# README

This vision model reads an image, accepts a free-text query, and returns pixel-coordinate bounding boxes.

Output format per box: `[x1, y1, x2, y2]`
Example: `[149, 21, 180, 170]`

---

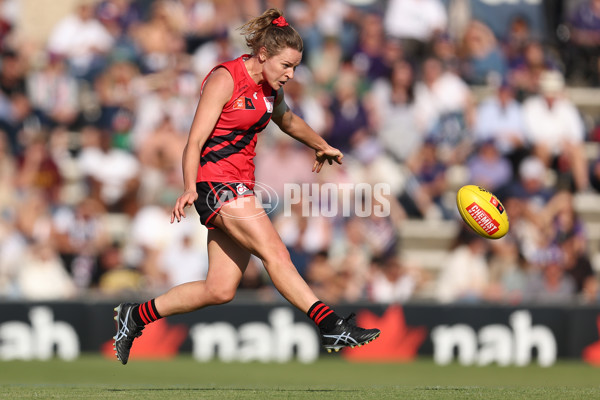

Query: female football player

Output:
[113, 8, 380, 364]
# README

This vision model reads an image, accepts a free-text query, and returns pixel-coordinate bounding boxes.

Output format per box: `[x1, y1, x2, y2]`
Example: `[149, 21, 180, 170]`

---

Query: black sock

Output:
[307, 301, 340, 331]
[131, 299, 162, 326]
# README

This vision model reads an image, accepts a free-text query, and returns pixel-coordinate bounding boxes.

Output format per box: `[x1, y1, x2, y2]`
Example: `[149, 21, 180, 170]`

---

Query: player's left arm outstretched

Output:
[271, 88, 343, 173]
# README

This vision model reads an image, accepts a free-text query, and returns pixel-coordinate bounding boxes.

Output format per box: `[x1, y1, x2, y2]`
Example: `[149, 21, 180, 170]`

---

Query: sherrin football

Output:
[456, 185, 509, 239]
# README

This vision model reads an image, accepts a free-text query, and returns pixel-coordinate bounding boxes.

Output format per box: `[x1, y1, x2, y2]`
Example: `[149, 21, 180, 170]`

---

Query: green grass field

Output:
[1, 356, 599, 399]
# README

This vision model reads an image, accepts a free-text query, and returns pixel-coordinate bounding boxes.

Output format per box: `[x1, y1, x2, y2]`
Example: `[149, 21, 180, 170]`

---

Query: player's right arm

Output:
[171, 68, 233, 223]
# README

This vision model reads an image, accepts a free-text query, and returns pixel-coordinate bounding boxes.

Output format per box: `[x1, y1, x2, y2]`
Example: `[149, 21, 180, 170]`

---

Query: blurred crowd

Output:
[1, 0, 600, 305]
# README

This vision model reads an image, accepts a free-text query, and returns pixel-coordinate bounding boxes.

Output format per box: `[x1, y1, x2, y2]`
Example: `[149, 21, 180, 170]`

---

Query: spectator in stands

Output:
[52, 197, 109, 289]
[309, 36, 344, 88]
[13, 190, 53, 248]
[508, 156, 556, 223]
[431, 32, 460, 74]
[0, 129, 15, 209]
[136, 115, 186, 203]
[192, 29, 241, 80]
[77, 125, 140, 215]
[368, 256, 417, 303]
[0, 217, 26, 299]
[488, 237, 530, 304]
[255, 135, 316, 210]
[400, 139, 450, 220]
[473, 81, 527, 176]
[159, 231, 208, 289]
[508, 40, 559, 100]
[466, 138, 512, 193]
[581, 275, 600, 304]
[286, 0, 354, 62]
[523, 253, 576, 304]
[273, 195, 333, 279]
[502, 14, 534, 70]
[305, 251, 342, 305]
[94, 59, 141, 135]
[459, 20, 508, 85]
[591, 155, 600, 193]
[16, 239, 77, 300]
[324, 66, 370, 155]
[0, 50, 31, 155]
[129, 0, 185, 73]
[384, 0, 447, 59]
[97, 240, 143, 295]
[26, 53, 80, 129]
[328, 216, 374, 301]
[542, 191, 593, 294]
[350, 12, 393, 83]
[15, 135, 63, 204]
[413, 56, 474, 164]
[565, 0, 600, 85]
[129, 73, 179, 151]
[504, 156, 557, 264]
[95, 0, 141, 36]
[47, 0, 114, 81]
[522, 70, 589, 192]
[369, 59, 421, 163]
[435, 227, 491, 303]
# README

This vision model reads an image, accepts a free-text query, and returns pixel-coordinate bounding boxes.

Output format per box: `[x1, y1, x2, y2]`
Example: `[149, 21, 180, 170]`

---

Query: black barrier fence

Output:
[1, 301, 600, 366]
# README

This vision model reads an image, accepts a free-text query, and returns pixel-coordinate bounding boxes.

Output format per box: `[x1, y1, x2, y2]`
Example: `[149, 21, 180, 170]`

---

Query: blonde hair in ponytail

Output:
[239, 8, 303, 56]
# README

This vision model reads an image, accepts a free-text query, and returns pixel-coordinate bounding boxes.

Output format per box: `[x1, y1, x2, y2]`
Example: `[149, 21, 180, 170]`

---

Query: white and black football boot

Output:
[319, 313, 380, 353]
[113, 303, 144, 365]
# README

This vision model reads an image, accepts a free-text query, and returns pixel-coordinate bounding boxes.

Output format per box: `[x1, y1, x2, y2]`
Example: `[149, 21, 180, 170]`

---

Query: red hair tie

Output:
[272, 16, 289, 27]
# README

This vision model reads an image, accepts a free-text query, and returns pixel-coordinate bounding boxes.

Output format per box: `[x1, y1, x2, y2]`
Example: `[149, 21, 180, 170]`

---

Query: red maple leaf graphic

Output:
[102, 318, 187, 360]
[583, 315, 600, 366]
[343, 305, 427, 362]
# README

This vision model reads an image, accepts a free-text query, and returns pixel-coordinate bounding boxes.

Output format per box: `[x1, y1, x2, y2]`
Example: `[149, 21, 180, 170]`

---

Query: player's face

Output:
[263, 47, 302, 90]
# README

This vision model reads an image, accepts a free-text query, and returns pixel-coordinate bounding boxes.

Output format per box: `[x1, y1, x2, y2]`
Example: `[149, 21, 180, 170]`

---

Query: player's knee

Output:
[206, 285, 236, 305]
[262, 244, 292, 267]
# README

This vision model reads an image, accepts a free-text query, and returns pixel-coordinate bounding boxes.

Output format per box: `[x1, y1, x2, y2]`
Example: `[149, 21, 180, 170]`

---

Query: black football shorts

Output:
[194, 181, 254, 229]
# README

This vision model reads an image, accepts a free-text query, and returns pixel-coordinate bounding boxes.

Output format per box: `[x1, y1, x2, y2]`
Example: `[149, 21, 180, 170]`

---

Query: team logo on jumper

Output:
[236, 183, 250, 195]
[466, 202, 500, 235]
[264, 96, 274, 113]
[233, 96, 255, 110]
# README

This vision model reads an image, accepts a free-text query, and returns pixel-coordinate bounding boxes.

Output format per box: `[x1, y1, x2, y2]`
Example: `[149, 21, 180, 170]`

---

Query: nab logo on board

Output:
[431, 310, 557, 367]
[0, 307, 79, 360]
[190, 308, 319, 363]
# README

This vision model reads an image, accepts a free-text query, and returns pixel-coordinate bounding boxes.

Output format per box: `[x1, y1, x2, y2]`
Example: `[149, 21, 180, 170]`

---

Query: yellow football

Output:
[456, 185, 509, 239]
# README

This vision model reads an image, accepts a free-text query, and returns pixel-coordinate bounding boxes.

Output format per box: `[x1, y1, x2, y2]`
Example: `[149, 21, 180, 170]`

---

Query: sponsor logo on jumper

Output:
[264, 96, 274, 113]
[466, 202, 500, 235]
[233, 96, 255, 110]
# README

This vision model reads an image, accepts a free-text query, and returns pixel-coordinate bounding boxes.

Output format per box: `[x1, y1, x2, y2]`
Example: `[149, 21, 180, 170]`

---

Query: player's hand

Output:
[171, 190, 199, 223]
[312, 146, 343, 173]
